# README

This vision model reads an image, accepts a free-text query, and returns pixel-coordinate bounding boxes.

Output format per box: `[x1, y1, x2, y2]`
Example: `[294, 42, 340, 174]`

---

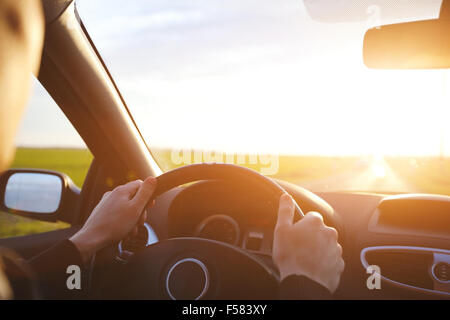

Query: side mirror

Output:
[0, 169, 80, 223]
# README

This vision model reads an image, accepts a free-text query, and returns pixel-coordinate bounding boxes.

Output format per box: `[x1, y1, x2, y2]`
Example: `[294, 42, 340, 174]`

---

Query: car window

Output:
[0, 78, 93, 239]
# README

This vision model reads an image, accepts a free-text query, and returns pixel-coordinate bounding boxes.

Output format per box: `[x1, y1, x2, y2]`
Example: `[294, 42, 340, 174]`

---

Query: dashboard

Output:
[316, 191, 450, 298]
[164, 179, 338, 255]
[144, 179, 449, 299]
[167, 181, 278, 255]
[194, 214, 241, 246]
[194, 214, 267, 252]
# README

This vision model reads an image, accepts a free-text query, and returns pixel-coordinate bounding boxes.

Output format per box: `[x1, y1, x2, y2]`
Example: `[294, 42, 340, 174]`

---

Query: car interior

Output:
[0, 0, 449, 300]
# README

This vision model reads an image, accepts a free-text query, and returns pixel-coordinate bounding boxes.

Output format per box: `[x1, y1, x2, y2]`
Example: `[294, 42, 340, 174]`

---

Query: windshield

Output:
[77, 0, 450, 196]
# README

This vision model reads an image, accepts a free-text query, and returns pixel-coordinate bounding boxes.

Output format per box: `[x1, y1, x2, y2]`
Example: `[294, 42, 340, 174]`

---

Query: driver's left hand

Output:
[70, 177, 157, 262]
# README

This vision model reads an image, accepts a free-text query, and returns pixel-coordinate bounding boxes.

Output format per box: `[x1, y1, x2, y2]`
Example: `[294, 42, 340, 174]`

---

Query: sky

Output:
[16, 0, 450, 156]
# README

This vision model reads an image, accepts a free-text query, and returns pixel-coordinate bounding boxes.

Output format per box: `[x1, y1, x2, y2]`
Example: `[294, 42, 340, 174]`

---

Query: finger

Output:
[131, 225, 138, 237]
[338, 258, 345, 273]
[276, 193, 295, 230]
[325, 226, 339, 241]
[138, 210, 147, 226]
[147, 199, 156, 208]
[337, 243, 343, 256]
[114, 180, 142, 198]
[101, 191, 111, 200]
[303, 211, 324, 227]
[131, 177, 157, 211]
[117, 180, 142, 190]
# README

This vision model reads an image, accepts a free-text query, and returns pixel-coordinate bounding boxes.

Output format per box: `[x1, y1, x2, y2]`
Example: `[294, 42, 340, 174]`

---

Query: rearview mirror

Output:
[363, 19, 450, 69]
[303, 0, 441, 23]
[0, 169, 80, 222]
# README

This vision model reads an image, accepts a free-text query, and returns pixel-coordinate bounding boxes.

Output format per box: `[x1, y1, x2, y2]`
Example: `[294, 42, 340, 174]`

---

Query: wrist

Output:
[278, 268, 293, 282]
[69, 230, 103, 263]
[277, 265, 332, 293]
[275, 260, 305, 282]
[278, 267, 307, 283]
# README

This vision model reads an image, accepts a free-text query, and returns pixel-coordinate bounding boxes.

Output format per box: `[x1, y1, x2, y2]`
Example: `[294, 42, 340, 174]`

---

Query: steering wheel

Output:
[114, 163, 305, 300]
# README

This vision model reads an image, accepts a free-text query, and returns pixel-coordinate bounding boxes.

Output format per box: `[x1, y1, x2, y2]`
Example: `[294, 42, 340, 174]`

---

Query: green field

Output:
[11, 148, 93, 187]
[1, 147, 449, 239]
[0, 148, 92, 238]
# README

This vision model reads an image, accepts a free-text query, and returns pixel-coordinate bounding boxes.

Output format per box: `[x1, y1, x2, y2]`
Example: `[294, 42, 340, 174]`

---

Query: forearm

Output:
[28, 239, 87, 299]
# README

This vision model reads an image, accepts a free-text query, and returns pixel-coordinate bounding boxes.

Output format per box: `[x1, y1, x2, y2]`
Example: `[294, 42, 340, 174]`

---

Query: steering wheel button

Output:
[166, 258, 209, 300]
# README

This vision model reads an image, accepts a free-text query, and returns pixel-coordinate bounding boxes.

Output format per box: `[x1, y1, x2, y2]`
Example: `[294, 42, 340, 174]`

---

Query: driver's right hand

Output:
[272, 194, 345, 293]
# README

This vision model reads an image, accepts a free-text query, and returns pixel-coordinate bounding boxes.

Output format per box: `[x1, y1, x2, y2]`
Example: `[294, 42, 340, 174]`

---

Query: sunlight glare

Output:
[371, 163, 386, 178]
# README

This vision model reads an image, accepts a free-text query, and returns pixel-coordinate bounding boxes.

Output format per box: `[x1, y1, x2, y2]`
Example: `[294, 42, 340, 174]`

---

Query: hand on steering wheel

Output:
[75, 164, 344, 299]
[70, 177, 157, 263]
[273, 194, 345, 293]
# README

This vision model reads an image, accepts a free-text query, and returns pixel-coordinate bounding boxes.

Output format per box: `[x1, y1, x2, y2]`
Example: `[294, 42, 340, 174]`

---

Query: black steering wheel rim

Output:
[151, 163, 304, 220]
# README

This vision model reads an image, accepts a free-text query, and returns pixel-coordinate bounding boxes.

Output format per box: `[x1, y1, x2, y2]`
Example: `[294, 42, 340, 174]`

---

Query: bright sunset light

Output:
[18, 0, 450, 157]
[11, 0, 450, 196]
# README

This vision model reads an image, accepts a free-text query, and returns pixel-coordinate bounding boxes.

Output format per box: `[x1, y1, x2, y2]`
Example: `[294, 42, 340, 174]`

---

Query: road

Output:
[298, 156, 416, 193]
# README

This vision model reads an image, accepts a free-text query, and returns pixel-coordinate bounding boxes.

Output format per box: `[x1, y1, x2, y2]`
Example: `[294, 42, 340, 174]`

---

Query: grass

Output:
[1, 147, 449, 239]
[11, 148, 93, 187]
[0, 213, 69, 239]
